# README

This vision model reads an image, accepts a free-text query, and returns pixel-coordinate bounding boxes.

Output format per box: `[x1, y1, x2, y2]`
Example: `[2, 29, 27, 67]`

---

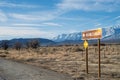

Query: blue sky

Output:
[0, 0, 120, 40]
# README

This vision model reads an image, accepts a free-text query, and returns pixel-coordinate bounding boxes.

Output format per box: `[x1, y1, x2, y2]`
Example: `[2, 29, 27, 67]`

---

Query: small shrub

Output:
[26, 39, 40, 49]
[72, 47, 84, 52]
[1, 40, 9, 50]
[14, 42, 22, 50]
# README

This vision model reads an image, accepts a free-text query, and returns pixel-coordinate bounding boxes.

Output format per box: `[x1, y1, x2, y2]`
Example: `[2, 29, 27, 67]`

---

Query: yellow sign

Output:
[84, 40, 88, 49]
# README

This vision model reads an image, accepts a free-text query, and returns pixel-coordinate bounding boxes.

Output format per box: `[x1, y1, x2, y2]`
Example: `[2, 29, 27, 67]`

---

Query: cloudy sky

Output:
[0, 0, 120, 40]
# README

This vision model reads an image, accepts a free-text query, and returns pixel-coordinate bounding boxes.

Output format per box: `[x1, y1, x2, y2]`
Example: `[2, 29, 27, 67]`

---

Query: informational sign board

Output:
[82, 28, 102, 40]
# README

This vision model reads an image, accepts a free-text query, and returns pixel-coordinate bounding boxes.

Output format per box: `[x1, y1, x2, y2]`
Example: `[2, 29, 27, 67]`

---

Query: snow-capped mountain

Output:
[53, 32, 82, 42]
[53, 25, 120, 43]
[102, 25, 120, 42]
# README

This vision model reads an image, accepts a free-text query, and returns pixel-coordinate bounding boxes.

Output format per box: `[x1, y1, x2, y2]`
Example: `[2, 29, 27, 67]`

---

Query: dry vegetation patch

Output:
[0, 45, 120, 80]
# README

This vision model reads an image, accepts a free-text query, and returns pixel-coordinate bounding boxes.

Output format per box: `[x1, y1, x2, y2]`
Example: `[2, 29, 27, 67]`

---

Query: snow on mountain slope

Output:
[53, 32, 82, 42]
[102, 24, 120, 40]
[53, 25, 120, 42]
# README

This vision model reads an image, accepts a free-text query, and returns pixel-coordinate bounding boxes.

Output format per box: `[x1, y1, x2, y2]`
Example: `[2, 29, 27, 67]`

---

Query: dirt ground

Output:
[0, 44, 120, 80]
[0, 58, 72, 80]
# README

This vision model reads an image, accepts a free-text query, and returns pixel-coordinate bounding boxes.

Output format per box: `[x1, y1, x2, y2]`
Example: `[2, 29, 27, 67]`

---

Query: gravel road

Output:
[0, 58, 73, 80]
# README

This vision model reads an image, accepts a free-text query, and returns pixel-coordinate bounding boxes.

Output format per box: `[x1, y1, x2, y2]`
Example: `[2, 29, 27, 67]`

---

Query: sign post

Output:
[98, 39, 101, 78]
[82, 28, 102, 78]
[84, 40, 88, 74]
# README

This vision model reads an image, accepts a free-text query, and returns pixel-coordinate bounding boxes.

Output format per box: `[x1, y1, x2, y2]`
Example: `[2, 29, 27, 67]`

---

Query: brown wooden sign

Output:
[82, 28, 102, 79]
[82, 28, 102, 40]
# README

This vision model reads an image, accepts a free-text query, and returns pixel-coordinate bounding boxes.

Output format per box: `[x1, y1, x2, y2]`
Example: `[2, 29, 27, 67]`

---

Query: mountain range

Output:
[0, 38, 55, 48]
[53, 25, 120, 44]
[0, 25, 120, 47]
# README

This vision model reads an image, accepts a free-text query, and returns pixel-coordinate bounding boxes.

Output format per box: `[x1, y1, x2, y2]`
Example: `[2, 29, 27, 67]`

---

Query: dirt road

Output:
[0, 58, 73, 80]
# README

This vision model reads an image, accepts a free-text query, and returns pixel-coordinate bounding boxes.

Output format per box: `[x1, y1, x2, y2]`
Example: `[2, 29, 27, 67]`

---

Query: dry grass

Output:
[0, 45, 120, 80]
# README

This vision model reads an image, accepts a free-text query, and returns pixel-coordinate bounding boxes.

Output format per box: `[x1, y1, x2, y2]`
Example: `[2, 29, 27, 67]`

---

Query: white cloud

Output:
[0, 2, 39, 8]
[0, 11, 7, 22]
[95, 23, 102, 27]
[8, 6, 66, 21]
[9, 13, 41, 21]
[114, 16, 120, 25]
[9, 12, 59, 21]
[43, 22, 62, 27]
[12, 22, 62, 27]
[0, 26, 56, 40]
[57, 0, 120, 12]
[12, 23, 43, 27]
[114, 16, 120, 20]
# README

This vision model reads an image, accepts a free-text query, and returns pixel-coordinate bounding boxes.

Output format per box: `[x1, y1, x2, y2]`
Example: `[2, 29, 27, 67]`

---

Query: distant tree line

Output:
[0, 39, 40, 50]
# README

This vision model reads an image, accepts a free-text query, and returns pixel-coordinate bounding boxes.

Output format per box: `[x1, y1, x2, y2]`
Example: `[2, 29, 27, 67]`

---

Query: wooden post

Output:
[98, 39, 101, 78]
[85, 40, 88, 74]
